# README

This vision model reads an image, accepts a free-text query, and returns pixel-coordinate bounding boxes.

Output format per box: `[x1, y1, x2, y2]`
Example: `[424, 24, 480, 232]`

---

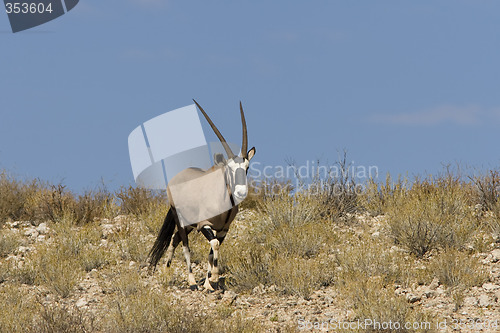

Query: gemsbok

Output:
[148, 100, 256, 290]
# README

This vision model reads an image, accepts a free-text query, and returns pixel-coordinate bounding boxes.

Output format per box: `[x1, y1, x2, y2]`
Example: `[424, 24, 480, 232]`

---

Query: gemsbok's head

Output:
[193, 100, 256, 204]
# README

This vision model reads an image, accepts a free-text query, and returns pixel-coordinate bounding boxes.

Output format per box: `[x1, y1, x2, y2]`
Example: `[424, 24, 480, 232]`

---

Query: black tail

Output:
[148, 208, 176, 270]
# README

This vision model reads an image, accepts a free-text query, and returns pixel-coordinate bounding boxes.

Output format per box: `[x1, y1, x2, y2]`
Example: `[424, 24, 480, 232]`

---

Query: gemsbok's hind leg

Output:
[165, 231, 181, 267]
[178, 227, 197, 290]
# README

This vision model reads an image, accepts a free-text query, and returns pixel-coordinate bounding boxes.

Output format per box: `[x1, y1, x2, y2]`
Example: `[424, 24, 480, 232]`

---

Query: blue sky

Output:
[1, 1, 499, 192]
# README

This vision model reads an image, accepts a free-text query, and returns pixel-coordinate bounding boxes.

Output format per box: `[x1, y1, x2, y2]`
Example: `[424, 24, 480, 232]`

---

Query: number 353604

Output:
[5, 2, 54, 14]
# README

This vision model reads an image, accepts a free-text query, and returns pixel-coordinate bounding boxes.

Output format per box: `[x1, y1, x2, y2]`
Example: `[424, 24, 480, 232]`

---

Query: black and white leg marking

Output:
[201, 226, 226, 290]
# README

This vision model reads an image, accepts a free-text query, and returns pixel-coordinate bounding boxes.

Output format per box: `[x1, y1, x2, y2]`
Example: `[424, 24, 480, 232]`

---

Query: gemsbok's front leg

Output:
[203, 247, 215, 291]
[201, 226, 224, 290]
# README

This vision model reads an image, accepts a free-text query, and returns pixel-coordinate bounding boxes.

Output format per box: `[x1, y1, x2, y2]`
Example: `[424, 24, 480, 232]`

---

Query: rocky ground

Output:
[1, 214, 499, 332]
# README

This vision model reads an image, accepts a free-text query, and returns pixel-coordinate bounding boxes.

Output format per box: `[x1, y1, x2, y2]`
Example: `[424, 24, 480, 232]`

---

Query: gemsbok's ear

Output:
[247, 147, 256, 161]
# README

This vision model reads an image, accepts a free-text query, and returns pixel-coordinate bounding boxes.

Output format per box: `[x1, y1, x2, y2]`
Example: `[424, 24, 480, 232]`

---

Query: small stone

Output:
[101, 224, 115, 238]
[478, 294, 493, 307]
[222, 290, 237, 305]
[36, 223, 49, 235]
[267, 285, 277, 293]
[324, 295, 334, 304]
[9, 221, 21, 228]
[371, 231, 380, 238]
[491, 249, 500, 263]
[482, 283, 499, 291]
[252, 284, 265, 295]
[24, 228, 39, 238]
[75, 298, 88, 308]
[429, 277, 440, 290]
[463, 296, 478, 306]
[407, 294, 421, 303]
[17, 246, 30, 254]
[423, 289, 435, 298]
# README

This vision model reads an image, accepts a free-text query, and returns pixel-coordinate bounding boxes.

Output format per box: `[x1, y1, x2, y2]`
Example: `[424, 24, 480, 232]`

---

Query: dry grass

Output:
[338, 276, 436, 333]
[0, 171, 39, 223]
[0, 167, 499, 331]
[224, 192, 337, 298]
[334, 234, 410, 286]
[383, 175, 480, 257]
[426, 248, 489, 290]
[0, 230, 21, 258]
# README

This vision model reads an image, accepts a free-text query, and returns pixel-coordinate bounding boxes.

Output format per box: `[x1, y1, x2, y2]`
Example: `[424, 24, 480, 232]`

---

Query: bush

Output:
[471, 169, 500, 238]
[0, 230, 20, 258]
[361, 174, 407, 216]
[73, 186, 116, 224]
[385, 175, 479, 257]
[116, 186, 167, 217]
[334, 234, 409, 286]
[426, 248, 488, 290]
[0, 171, 39, 223]
[0, 288, 40, 333]
[339, 276, 435, 333]
[102, 274, 259, 333]
[32, 245, 83, 298]
[238, 177, 294, 211]
[35, 303, 96, 333]
[224, 193, 337, 298]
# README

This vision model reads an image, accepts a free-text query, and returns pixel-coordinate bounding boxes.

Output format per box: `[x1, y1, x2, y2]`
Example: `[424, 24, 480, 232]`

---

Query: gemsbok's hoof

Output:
[203, 278, 217, 292]
[189, 284, 198, 291]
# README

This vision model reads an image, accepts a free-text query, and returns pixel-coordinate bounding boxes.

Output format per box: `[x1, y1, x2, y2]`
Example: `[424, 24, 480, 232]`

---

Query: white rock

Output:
[101, 224, 116, 238]
[423, 289, 435, 298]
[478, 294, 493, 307]
[463, 296, 478, 306]
[429, 277, 440, 290]
[24, 228, 39, 238]
[36, 223, 49, 235]
[75, 298, 88, 308]
[482, 283, 499, 291]
[222, 290, 238, 305]
[17, 246, 30, 254]
[495, 290, 500, 302]
[252, 284, 265, 295]
[491, 249, 500, 263]
[406, 294, 421, 303]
